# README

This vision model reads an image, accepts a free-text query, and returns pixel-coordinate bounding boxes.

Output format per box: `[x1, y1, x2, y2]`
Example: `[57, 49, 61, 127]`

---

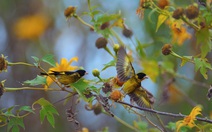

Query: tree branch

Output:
[116, 100, 212, 124]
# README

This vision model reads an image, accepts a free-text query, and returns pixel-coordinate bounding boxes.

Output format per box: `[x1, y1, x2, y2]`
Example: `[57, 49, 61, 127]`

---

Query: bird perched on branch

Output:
[41, 69, 87, 85]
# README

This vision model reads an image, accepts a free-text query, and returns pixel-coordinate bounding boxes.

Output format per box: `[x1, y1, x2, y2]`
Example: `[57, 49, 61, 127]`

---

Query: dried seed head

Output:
[92, 68, 100, 77]
[185, 5, 199, 20]
[0, 80, 5, 97]
[109, 90, 122, 101]
[64, 6, 77, 18]
[93, 102, 102, 115]
[162, 44, 172, 55]
[100, 22, 110, 30]
[113, 76, 124, 87]
[0, 55, 7, 72]
[102, 82, 112, 94]
[172, 7, 184, 19]
[95, 37, 108, 49]
[158, 0, 169, 9]
[122, 27, 133, 38]
[200, 21, 206, 29]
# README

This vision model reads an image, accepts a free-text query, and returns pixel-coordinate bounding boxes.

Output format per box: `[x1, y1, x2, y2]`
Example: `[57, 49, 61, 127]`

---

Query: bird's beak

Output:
[144, 76, 149, 80]
[85, 72, 88, 75]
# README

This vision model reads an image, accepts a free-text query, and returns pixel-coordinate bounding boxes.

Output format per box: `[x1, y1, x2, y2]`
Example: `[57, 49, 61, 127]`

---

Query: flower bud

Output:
[122, 27, 133, 38]
[109, 90, 122, 101]
[185, 5, 199, 19]
[0, 54, 7, 72]
[95, 37, 108, 49]
[172, 7, 184, 19]
[64, 6, 77, 18]
[162, 44, 172, 55]
[92, 69, 100, 77]
[113, 44, 120, 54]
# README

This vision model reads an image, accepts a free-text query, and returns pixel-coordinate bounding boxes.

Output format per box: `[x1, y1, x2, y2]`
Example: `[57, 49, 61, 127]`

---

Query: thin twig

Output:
[131, 109, 164, 132]
[116, 101, 212, 124]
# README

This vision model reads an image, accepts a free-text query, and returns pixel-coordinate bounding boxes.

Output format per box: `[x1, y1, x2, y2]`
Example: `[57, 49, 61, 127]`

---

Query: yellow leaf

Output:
[156, 14, 168, 32]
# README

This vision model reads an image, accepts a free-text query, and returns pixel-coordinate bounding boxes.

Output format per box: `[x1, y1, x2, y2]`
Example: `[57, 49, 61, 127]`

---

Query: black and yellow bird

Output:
[41, 69, 87, 85]
[116, 46, 154, 108]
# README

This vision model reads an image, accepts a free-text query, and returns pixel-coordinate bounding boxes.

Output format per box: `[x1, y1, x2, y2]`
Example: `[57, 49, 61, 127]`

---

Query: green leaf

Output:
[12, 126, 19, 132]
[8, 117, 25, 132]
[135, 39, 146, 58]
[46, 113, 55, 128]
[33, 98, 54, 106]
[40, 108, 47, 123]
[194, 58, 211, 79]
[196, 28, 211, 58]
[181, 56, 192, 66]
[4, 106, 17, 117]
[0, 115, 7, 123]
[95, 13, 121, 24]
[31, 56, 40, 67]
[33, 98, 59, 128]
[18, 106, 34, 114]
[23, 75, 47, 86]
[156, 14, 168, 32]
[41, 54, 56, 67]
[70, 79, 89, 101]
[101, 60, 115, 71]
[166, 122, 176, 131]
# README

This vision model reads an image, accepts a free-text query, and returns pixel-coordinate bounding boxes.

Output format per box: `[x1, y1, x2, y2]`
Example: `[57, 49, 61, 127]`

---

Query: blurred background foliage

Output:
[0, 0, 212, 131]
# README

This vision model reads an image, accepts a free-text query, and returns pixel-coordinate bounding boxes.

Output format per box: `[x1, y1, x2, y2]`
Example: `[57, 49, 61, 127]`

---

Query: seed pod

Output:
[0, 81, 5, 97]
[95, 37, 108, 49]
[102, 82, 112, 94]
[109, 90, 122, 101]
[172, 7, 184, 19]
[0, 55, 7, 72]
[122, 27, 133, 38]
[185, 5, 199, 19]
[64, 6, 77, 18]
[162, 44, 172, 55]
[93, 102, 102, 115]
[100, 22, 110, 30]
[158, 0, 169, 9]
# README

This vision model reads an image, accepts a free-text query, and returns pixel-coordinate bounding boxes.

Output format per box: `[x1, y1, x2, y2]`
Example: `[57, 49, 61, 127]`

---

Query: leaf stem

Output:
[8, 62, 35, 67]
[74, 15, 94, 29]
[4, 87, 62, 92]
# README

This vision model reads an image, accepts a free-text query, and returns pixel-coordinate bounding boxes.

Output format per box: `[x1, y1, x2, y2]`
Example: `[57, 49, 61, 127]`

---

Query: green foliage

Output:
[70, 79, 97, 102]
[8, 117, 25, 132]
[23, 75, 47, 86]
[196, 28, 211, 58]
[194, 58, 211, 79]
[0, 105, 34, 132]
[101, 60, 116, 71]
[156, 14, 168, 32]
[31, 54, 56, 67]
[33, 98, 59, 128]
[41, 54, 56, 67]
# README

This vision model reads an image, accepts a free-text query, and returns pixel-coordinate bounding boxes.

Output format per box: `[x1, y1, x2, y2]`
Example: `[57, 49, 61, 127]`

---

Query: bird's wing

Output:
[116, 46, 135, 82]
[128, 87, 154, 108]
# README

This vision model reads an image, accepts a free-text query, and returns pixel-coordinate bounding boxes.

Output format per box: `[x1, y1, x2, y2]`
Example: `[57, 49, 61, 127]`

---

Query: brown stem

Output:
[116, 100, 212, 124]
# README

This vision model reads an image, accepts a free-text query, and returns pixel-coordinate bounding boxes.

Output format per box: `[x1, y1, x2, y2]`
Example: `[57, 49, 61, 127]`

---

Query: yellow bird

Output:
[116, 46, 154, 108]
[41, 69, 86, 85]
